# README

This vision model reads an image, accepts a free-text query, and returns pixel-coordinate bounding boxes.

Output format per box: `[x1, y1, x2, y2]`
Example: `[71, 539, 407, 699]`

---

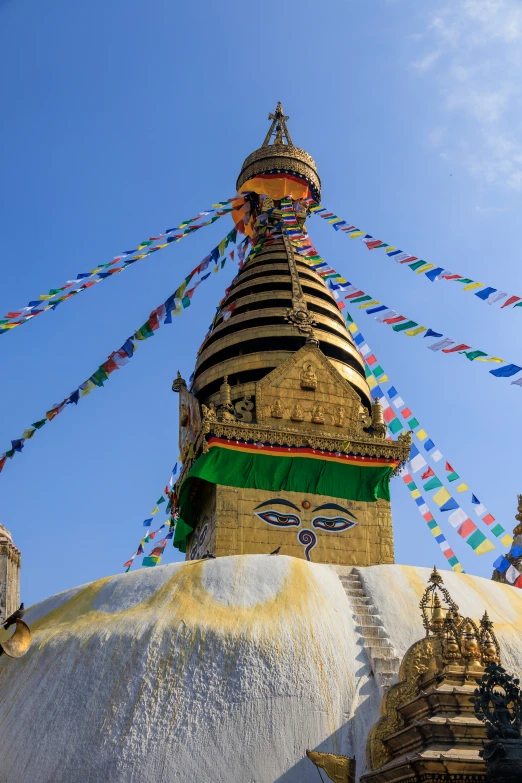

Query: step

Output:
[356, 625, 389, 638]
[354, 614, 383, 628]
[343, 588, 366, 597]
[372, 657, 400, 675]
[352, 605, 379, 618]
[365, 636, 395, 649]
[367, 645, 398, 660]
[347, 596, 372, 606]
[377, 673, 397, 692]
[339, 574, 361, 584]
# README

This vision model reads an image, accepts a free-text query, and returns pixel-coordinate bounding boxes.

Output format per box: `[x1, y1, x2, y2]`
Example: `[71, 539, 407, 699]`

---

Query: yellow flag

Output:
[411, 489, 421, 499]
[456, 483, 469, 492]
[385, 247, 396, 253]
[81, 381, 96, 397]
[349, 231, 365, 239]
[377, 374, 389, 383]
[433, 487, 451, 507]
[454, 563, 464, 573]
[218, 238, 227, 256]
[476, 356, 505, 363]
[416, 264, 435, 274]
[151, 506, 159, 516]
[501, 534, 514, 547]
[463, 282, 483, 291]
[405, 325, 427, 337]
[39, 294, 54, 300]
[360, 300, 380, 309]
[416, 429, 428, 441]
[348, 323, 358, 334]
[367, 376, 377, 390]
[475, 538, 496, 555]
[431, 526, 442, 537]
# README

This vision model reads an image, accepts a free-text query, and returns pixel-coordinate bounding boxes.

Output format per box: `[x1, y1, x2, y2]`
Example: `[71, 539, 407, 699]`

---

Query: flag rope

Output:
[0, 196, 245, 336]
[280, 200, 507, 563]
[286, 222, 522, 384]
[306, 200, 522, 313]
[0, 231, 243, 475]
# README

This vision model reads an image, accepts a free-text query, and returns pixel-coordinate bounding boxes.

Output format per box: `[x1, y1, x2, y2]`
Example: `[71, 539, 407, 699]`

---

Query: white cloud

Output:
[412, 0, 522, 189]
[411, 50, 441, 71]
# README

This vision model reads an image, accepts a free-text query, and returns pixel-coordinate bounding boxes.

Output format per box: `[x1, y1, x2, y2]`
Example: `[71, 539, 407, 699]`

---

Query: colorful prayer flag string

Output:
[283, 223, 522, 385]
[346, 314, 502, 561]
[306, 200, 522, 313]
[399, 469, 464, 573]
[0, 195, 245, 336]
[123, 464, 179, 572]
[278, 210, 507, 562]
[0, 231, 240, 476]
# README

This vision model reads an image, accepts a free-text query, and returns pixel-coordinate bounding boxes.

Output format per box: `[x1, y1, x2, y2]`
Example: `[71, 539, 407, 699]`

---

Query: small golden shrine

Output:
[362, 567, 501, 782]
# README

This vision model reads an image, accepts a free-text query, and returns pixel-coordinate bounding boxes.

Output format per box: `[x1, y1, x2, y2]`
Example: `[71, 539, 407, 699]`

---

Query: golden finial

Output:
[371, 398, 386, 439]
[430, 593, 445, 632]
[262, 101, 293, 147]
[172, 370, 186, 393]
[429, 565, 443, 586]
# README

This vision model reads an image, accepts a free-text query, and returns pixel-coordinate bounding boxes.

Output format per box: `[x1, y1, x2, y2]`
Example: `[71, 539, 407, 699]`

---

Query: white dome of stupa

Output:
[0, 556, 521, 783]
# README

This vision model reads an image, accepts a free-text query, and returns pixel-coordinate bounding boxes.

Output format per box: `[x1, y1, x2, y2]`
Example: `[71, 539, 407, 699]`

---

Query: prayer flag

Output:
[421, 466, 434, 480]
[440, 498, 459, 513]
[433, 487, 451, 507]
[493, 555, 511, 573]
[423, 476, 443, 491]
[448, 508, 468, 528]
[490, 364, 522, 378]
[505, 565, 520, 584]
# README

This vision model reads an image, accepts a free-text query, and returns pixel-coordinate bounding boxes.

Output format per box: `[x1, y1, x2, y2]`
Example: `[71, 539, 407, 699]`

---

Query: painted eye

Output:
[312, 516, 357, 531]
[255, 511, 301, 527]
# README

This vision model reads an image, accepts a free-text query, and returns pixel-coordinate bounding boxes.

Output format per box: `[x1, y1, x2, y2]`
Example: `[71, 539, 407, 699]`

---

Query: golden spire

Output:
[262, 101, 293, 147]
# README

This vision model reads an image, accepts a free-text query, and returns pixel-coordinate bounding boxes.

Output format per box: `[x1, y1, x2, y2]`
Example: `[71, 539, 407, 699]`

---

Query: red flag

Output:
[445, 461, 455, 473]
[421, 466, 435, 480]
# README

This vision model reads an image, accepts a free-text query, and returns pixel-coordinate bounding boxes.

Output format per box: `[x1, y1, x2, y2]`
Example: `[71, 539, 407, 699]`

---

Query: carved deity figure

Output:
[311, 403, 325, 424]
[270, 398, 284, 418]
[290, 402, 304, 422]
[300, 362, 317, 390]
[180, 403, 189, 427]
[334, 405, 345, 427]
[201, 403, 217, 422]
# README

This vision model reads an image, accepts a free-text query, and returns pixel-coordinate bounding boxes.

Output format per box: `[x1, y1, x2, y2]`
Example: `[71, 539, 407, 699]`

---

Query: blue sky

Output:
[2, 0, 522, 606]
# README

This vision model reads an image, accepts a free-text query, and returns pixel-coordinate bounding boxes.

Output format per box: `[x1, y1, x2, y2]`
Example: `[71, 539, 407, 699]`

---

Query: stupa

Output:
[1, 105, 522, 783]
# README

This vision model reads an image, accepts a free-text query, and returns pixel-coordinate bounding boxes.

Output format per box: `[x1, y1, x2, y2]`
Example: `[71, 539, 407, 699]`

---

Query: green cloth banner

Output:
[174, 444, 394, 551]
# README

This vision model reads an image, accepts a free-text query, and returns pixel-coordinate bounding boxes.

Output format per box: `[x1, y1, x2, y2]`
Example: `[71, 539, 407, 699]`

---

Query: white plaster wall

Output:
[0, 557, 520, 783]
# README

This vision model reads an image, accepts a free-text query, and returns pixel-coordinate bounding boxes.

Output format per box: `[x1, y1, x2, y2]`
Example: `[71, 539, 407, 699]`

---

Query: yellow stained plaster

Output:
[24, 559, 339, 649]
[1, 559, 353, 744]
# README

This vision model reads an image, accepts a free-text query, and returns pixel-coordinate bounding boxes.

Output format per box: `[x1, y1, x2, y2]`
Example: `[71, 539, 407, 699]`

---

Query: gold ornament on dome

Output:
[300, 362, 318, 390]
[366, 566, 502, 772]
[306, 750, 355, 783]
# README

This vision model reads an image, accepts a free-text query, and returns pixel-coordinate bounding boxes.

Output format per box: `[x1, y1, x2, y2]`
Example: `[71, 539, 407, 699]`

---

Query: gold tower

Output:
[173, 104, 410, 564]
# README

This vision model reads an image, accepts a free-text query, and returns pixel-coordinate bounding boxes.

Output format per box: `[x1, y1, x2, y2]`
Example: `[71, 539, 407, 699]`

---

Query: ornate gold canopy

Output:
[236, 102, 321, 200]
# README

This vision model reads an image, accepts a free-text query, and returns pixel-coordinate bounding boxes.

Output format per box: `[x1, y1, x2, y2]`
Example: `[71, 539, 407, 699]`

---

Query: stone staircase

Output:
[338, 569, 400, 696]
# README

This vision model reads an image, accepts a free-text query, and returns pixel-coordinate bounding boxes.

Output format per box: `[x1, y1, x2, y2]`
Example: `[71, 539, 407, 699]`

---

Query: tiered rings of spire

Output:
[193, 103, 371, 411]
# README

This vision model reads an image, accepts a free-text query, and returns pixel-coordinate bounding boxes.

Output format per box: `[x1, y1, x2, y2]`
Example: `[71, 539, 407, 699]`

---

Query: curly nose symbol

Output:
[298, 529, 317, 561]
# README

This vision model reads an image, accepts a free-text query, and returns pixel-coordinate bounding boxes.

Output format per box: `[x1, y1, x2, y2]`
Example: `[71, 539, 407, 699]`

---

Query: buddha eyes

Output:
[255, 511, 301, 527]
[312, 516, 357, 531]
